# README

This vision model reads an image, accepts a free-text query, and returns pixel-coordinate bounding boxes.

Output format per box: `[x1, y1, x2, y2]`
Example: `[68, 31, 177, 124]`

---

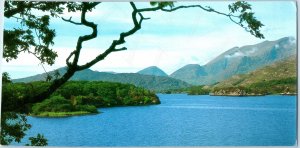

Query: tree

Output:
[3, 1, 264, 109]
[1, 112, 31, 145]
[2, 72, 12, 84]
[2, 1, 264, 145]
[25, 134, 48, 146]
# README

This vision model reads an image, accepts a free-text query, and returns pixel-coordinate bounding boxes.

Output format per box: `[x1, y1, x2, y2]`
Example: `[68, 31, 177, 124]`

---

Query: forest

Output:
[2, 80, 160, 117]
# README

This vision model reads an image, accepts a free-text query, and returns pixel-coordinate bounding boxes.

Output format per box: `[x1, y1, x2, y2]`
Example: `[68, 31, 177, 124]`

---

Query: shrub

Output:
[31, 95, 73, 115]
[75, 105, 98, 113]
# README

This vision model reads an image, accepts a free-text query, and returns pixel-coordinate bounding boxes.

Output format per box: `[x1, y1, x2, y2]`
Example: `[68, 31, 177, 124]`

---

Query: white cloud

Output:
[225, 51, 244, 58]
[246, 47, 258, 55]
[288, 36, 296, 44]
[224, 46, 259, 59]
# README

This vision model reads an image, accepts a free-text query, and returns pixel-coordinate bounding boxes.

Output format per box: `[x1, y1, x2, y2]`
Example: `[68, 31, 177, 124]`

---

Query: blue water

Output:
[17, 94, 296, 146]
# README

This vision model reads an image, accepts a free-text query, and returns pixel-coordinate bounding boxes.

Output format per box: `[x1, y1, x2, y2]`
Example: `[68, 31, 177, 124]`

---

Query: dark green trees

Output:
[26, 134, 48, 146]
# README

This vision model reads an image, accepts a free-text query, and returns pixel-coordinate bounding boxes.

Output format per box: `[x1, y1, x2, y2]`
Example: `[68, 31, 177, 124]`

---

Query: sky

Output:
[2, 1, 297, 79]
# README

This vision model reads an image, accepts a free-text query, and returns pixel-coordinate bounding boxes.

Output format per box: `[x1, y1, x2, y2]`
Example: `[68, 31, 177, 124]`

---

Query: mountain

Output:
[13, 68, 190, 91]
[211, 56, 297, 95]
[170, 64, 207, 84]
[13, 36, 296, 88]
[213, 55, 297, 88]
[137, 66, 168, 77]
[170, 37, 296, 85]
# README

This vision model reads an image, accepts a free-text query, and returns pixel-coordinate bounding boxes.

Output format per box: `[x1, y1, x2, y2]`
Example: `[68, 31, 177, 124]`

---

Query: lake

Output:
[18, 94, 296, 146]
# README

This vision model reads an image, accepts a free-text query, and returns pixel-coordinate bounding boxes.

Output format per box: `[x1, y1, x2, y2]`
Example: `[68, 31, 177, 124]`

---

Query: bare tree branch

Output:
[30, 2, 100, 104]
[159, 4, 260, 37]
[76, 2, 146, 71]
[62, 17, 82, 25]
[113, 47, 127, 52]
[66, 51, 75, 66]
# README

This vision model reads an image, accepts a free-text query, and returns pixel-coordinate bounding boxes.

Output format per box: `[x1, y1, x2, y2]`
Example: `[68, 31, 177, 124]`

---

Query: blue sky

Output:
[2, 1, 297, 79]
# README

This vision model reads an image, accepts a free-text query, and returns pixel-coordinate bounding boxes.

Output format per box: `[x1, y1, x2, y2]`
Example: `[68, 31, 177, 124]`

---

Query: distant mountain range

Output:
[170, 36, 296, 85]
[13, 36, 296, 90]
[13, 68, 190, 91]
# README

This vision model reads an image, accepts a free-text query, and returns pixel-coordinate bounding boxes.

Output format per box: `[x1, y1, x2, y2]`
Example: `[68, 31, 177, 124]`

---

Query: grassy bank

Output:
[32, 111, 98, 117]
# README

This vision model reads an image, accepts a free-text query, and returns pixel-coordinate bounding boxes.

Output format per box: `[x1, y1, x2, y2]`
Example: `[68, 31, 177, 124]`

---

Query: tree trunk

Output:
[27, 67, 76, 104]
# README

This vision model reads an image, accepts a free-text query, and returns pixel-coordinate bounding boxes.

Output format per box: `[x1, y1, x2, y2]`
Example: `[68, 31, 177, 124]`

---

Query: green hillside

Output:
[13, 68, 190, 92]
[170, 64, 207, 85]
[211, 56, 297, 95]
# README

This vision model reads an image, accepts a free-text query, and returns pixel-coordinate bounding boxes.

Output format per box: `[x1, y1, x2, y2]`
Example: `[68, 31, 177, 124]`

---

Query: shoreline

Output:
[29, 103, 161, 118]
[209, 94, 266, 97]
[30, 111, 100, 118]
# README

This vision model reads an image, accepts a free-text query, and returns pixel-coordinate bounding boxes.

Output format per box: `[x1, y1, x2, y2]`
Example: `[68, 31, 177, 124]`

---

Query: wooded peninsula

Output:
[3, 81, 160, 117]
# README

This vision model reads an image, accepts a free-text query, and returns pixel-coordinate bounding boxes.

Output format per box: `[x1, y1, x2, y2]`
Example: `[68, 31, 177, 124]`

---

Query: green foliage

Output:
[2, 72, 12, 84]
[232, 78, 246, 86]
[160, 85, 210, 95]
[37, 111, 91, 117]
[2, 80, 159, 114]
[188, 85, 210, 95]
[23, 81, 159, 116]
[250, 77, 297, 86]
[212, 77, 297, 95]
[228, 1, 264, 38]
[150, 1, 175, 8]
[25, 134, 48, 146]
[3, 1, 84, 65]
[247, 77, 297, 94]
[31, 95, 99, 116]
[57, 81, 87, 99]
[2, 81, 51, 112]
[75, 105, 98, 113]
[31, 95, 73, 115]
[57, 81, 160, 107]
[4, 13, 58, 65]
[1, 112, 31, 145]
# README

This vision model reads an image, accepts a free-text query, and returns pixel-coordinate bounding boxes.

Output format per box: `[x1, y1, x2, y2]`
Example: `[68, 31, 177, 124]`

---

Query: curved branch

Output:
[159, 4, 261, 37]
[29, 2, 100, 104]
[71, 2, 99, 67]
[160, 5, 241, 23]
[66, 51, 75, 66]
[62, 17, 82, 25]
[76, 2, 144, 70]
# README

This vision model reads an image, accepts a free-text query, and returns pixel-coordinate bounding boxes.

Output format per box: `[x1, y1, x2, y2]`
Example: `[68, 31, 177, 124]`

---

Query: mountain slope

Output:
[171, 37, 296, 85]
[213, 55, 297, 89]
[13, 68, 190, 91]
[170, 64, 207, 85]
[137, 66, 168, 77]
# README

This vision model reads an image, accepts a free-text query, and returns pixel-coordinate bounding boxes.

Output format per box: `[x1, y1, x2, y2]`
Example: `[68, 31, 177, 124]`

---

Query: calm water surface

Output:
[19, 94, 296, 146]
